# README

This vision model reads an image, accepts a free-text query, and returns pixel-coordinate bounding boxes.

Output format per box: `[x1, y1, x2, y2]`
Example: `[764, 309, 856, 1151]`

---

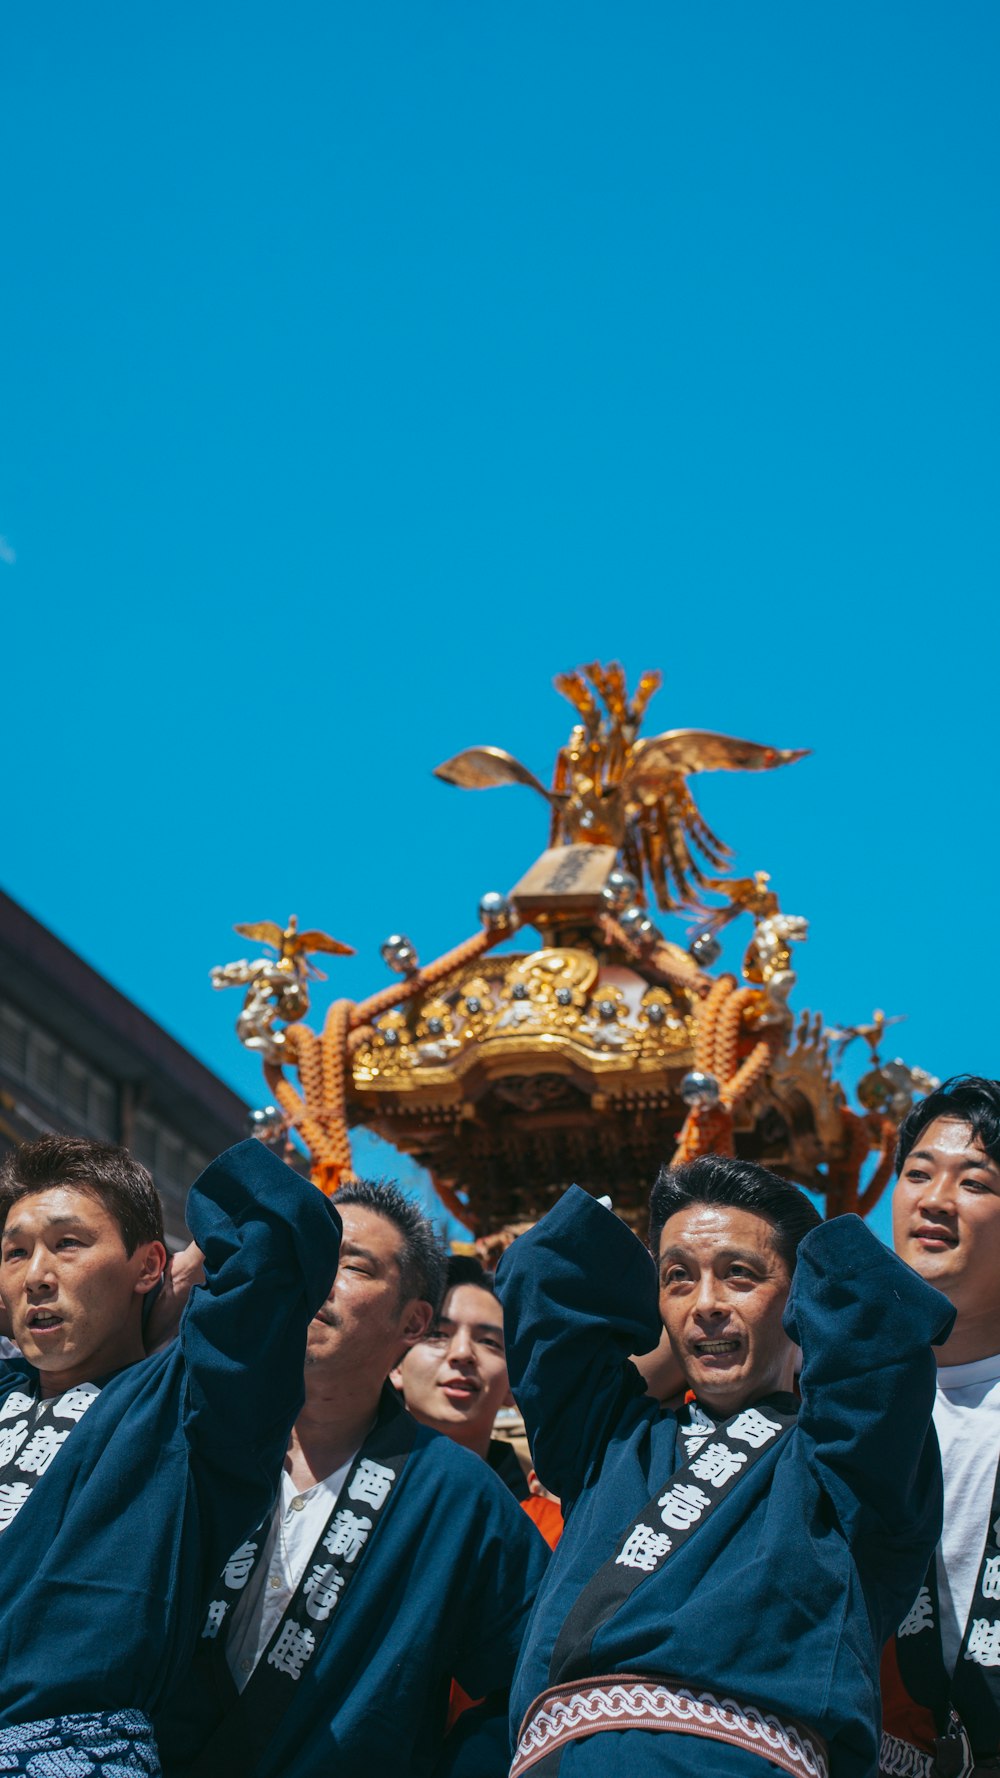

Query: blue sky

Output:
[1, 4, 997, 1244]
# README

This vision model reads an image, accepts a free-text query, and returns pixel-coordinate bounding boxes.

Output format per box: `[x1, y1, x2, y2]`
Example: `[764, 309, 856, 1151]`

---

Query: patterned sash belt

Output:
[510, 1675, 829, 1778]
[0, 1709, 161, 1775]
[879, 1731, 936, 1778]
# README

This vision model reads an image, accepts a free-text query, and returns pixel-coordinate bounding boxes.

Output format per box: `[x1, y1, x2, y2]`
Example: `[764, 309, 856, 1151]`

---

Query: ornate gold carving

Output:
[435, 664, 807, 912]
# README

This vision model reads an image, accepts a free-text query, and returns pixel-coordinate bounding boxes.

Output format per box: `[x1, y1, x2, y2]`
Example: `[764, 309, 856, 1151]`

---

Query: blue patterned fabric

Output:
[0, 1709, 160, 1775]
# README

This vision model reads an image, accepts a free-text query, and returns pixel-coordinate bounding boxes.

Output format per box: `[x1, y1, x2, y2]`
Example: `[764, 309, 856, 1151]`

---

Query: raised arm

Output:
[784, 1214, 954, 1627]
[180, 1140, 341, 1559]
[495, 1185, 661, 1507]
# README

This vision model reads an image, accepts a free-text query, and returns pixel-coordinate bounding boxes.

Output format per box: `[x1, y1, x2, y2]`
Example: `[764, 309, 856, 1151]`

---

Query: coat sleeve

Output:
[784, 1214, 955, 1631]
[179, 1140, 341, 1546]
[449, 1486, 551, 1708]
[494, 1185, 661, 1506]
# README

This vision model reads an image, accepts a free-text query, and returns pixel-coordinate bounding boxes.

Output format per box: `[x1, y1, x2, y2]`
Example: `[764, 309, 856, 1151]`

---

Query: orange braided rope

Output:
[713, 986, 759, 1087]
[825, 1108, 872, 1219]
[671, 978, 778, 1165]
[856, 1117, 898, 1221]
[696, 975, 737, 1074]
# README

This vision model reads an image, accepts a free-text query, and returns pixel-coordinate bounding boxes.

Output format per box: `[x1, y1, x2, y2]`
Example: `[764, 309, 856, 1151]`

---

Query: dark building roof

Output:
[0, 887, 249, 1242]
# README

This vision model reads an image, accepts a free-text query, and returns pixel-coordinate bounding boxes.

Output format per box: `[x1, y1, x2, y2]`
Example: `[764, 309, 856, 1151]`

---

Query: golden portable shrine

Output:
[211, 663, 936, 1240]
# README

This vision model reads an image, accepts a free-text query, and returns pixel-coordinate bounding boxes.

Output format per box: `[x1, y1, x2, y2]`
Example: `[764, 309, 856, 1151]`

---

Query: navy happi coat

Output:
[0, 1139, 340, 1730]
[155, 1422, 550, 1778]
[495, 1189, 953, 1778]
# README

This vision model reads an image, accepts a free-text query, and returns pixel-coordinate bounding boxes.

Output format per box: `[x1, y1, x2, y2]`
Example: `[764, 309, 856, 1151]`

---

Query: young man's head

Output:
[0, 1136, 167, 1395]
[392, 1255, 512, 1458]
[892, 1075, 1000, 1359]
[648, 1153, 821, 1416]
[305, 1180, 446, 1394]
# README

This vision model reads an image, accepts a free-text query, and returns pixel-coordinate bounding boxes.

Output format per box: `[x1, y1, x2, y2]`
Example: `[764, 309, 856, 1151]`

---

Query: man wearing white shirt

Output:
[156, 1180, 549, 1778]
[883, 1075, 1000, 1777]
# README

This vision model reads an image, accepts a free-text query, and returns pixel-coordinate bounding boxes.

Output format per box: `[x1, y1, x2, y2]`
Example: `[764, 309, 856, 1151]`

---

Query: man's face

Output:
[657, 1202, 796, 1416]
[306, 1205, 431, 1379]
[0, 1187, 164, 1390]
[393, 1283, 511, 1451]
[892, 1117, 1000, 1318]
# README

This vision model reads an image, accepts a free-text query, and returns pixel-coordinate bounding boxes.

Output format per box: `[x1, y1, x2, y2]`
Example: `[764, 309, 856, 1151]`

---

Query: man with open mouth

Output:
[881, 1075, 1000, 1778]
[0, 1133, 340, 1777]
[495, 1151, 953, 1778]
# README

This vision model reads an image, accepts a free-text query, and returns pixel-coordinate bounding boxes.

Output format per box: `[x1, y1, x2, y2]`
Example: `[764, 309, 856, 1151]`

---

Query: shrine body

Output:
[496, 1187, 953, 1778]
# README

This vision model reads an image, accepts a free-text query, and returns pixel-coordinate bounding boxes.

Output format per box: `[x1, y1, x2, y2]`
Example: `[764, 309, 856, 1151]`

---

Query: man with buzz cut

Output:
[155, 1179, 549, 1778]
[495, 1153, 953, 1778]
[0, 1133, 340, 1777]
[882, 1075, 1000, 1778]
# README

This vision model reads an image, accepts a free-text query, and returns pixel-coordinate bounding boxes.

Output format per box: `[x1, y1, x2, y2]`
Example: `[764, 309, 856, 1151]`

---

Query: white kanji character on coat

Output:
[268, 1620, 316, 1679]
[982, 1557, 1000, 1602]
[898, 1587, 933, 1638]
[303, 1563, 346, 1622]
[966, 1619, 1000, 1667]
[657, 1481, 711, 1530]
[347, 1459, 396, 1511]
[53, 1384, 101, 1423]
[323, 1509, 372, 1564]
[0, 1481, 31, 1529]
[616, 1524, 673, 1572]
[728, 1408, 784, 1449]
[223, 1541, 259, 1590]
[0, 1393, 34, 1422]
[202, 1600, 228, 1639]
[689, 1442, 749, 1488]
[0, 1421, 29, 1466]
[15, 1424, 70, 1477]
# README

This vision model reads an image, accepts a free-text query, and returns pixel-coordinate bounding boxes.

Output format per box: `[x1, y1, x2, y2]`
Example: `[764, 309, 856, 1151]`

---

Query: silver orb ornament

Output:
[680, 1070, 721, 1110]
[380, 933, 419, 975]
[602, 868, 639, 914]
[479, 891, 516, 932]
[689, 930, 722, 969]
[619, 905, 659, 946]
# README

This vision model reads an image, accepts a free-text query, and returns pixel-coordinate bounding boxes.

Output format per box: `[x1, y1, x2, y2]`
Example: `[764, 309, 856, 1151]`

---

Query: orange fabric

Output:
[880, 1636, 938, 1758]
[522, 1494, 564, 1551]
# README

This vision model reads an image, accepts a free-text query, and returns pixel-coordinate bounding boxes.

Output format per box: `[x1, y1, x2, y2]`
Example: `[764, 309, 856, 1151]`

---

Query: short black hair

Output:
[648, 1153, 822, 1275]
[0, 1135, 165, 1256]
[896, 1075, 1000, 1174]
[443, 1254, 496, 1298]
[336, 1179, 447, 1311]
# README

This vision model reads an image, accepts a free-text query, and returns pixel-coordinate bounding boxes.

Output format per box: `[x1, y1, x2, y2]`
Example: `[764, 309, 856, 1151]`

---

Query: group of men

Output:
[0, 1074, 995, 1778]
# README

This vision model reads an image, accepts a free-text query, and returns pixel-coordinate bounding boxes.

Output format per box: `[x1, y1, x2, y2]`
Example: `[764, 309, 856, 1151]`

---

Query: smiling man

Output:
[881, 1075, 1000, 1778]
[393, 1255, 528, 1499]
[0, 1132, 340, 1777]
[495, 1153, 953, 1778]
[156, 1180, 548, 1778]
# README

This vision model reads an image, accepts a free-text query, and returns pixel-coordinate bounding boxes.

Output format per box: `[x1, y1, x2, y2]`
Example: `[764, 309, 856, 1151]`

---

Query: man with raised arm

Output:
[156, 1180, 549, 1778]
[882, 1075, 1000, 1778]
[0, 1133, 340, 1777]
[495, 1153, 953, 1778]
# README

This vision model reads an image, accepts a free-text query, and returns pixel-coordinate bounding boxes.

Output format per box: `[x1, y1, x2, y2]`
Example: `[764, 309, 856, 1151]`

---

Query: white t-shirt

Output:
[933, 1351, 1000, 1674]
[226, 1457, 354, 1692]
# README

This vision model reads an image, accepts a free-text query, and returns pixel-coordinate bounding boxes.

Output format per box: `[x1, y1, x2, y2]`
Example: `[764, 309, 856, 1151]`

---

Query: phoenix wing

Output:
[293, 930, 356, 958]
[434, 746, 555, 802]
[626, 730, 809, 788]
[234, 921, 285, 951]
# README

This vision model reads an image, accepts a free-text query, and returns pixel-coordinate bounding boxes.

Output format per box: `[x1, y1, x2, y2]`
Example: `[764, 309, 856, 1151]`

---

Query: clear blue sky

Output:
[2, 4, 997, 1244]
